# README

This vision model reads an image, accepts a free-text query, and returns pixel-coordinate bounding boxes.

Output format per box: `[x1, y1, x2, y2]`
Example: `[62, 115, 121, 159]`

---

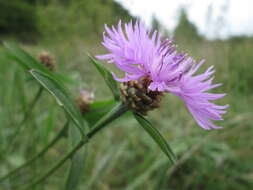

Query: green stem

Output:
[21, 103, 129, 190]
[20, 86, 44, 126]
[87, 102, 129, 138]
[0, 121, 69, 183]
[7, 86, 44, 151]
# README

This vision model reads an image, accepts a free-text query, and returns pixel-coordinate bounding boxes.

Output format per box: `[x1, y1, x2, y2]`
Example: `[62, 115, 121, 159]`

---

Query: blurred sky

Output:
[116, 0, 253, 39]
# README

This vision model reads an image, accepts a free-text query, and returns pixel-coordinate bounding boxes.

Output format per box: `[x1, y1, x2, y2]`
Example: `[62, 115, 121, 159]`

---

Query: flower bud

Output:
[38, 51, 55, 71]
[76, 89, 94, 114]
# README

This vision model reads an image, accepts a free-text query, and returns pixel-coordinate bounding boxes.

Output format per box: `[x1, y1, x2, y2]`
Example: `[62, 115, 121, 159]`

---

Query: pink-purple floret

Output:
[96, 20, 229, 130]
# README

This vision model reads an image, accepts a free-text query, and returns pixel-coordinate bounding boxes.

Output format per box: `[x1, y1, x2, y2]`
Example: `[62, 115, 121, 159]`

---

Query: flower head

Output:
[38, 51, 55, 71]
[76, 89, 94, 114]
[97, 20, 228, 130]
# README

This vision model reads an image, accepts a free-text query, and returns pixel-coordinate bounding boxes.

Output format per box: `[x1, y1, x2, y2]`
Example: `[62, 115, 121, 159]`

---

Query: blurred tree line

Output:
[0, 0, 132, 40]
[173, 9, 203, 43]
[0, 0, 37, 35]
[150, 9, 203, 43]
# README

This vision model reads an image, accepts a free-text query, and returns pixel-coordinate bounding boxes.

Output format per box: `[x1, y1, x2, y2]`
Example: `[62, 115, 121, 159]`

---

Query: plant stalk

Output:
[0, 120, 69, 183]
[7, 86, 44, 152]
[20, 86, 44, 126]
[21, 103, 128, 190]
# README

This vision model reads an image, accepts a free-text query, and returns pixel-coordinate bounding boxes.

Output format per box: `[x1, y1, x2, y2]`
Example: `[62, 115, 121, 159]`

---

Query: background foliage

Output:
[0, 0, 37, 38]
[0, 0, 253, 190]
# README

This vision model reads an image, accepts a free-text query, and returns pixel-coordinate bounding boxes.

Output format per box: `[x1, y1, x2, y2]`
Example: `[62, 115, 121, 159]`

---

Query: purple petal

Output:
[96, 20, 228, 130]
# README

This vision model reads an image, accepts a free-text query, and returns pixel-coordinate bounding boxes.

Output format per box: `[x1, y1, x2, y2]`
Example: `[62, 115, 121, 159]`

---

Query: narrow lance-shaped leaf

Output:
[88, 56, 120, 101]
[4, 42, 49, 72]
[133, 112, 176, 164]
[65, 121, 88, 190]
[83, 99, 116, 126]
[3, 42, 74, 84]
[30, 69, 88, 136]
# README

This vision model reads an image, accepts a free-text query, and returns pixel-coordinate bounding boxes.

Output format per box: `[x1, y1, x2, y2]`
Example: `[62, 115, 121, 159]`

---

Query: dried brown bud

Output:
[76, 90, 94, 114]
[38, 51, 55, 71]
[120, 77, 164, 115]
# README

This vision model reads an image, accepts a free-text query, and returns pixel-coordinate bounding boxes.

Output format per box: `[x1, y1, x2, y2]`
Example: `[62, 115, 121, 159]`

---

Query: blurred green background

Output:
[0, 0, 252, 189]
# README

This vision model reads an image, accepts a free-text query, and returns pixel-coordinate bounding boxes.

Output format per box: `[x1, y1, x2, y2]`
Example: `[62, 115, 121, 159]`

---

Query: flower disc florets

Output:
[97, 20, 229, 130]
[120, 77, 163, 115]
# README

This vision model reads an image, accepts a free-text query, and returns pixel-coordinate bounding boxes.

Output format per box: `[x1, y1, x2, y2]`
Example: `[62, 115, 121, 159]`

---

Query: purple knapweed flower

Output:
[97, 21, 228, 130]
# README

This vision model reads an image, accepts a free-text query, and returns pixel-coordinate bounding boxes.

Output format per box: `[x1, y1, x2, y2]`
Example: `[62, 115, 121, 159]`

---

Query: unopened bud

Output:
[76, 89, 94, 114]
[38, 51, 55, 71]
[120, 77, 164, 115]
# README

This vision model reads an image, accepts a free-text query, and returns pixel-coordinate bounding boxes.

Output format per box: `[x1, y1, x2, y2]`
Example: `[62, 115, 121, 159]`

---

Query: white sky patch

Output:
[116, 0, 253, 39]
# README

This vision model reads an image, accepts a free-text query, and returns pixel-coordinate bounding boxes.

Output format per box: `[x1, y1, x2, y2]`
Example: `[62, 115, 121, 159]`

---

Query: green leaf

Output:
[87, 103, 129, 138]
[65, 122, 88, 190]
[89, 99, 116, 109]
[83, 99, 116, 126]
[133, 112, 176, 164]
[4, 42, 48, 72]
[14, 68, 28, 112]
[88, 56, 120, 101]
[3, 42, 74, 84]
[30, 69, 88, 136]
